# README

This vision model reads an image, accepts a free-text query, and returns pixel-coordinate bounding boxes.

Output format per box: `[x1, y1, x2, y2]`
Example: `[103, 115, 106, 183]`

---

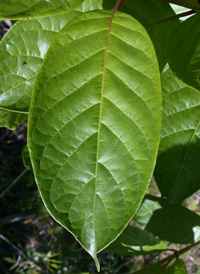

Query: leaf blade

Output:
[107, 225, 168, 255]
[166, 259, 187, 274]
[28, 10, 161, 262]
[0, 11, 80, 113]
[135, 195, 200, 244]
[154, 69, 200, 203]
[0, 109, 27, 129]
[0, 0, 84, 19]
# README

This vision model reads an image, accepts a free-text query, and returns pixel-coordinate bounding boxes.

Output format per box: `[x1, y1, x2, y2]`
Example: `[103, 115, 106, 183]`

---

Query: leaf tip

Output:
[94, 254, 100, 272]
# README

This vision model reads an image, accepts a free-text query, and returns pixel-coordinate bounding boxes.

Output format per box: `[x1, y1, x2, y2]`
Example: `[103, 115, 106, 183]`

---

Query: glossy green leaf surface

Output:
[154, 69, 200, 203]
[168, 13, 200, 91]
[0, 11, 79, 113]
[0, 0, 83, 19]
[0, 0, 40, 16]
[28, 10, 161, 265]
[0, 109, 27, 129]
[76, 0, 102, 12]
[107, 225, 167, 255]
[134, 195, 200, 244]
[103, 0, 179, 70]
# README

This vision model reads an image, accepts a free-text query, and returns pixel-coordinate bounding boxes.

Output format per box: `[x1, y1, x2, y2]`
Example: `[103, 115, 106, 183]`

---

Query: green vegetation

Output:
[0, 0, 200, 273]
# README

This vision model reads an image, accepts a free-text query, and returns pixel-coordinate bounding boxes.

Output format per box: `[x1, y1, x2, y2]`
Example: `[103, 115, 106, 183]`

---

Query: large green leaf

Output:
[0, 11, 79, 113]
[0, 109, 27, 129]
[28, 10, 161, 268]
[168, 13, 200, 91]
[0, 0, 83, 19]
[154, 69, 200, 203]
[103, 0, 180, 71]
[107, 225, 167, 255]
[134, 195, 200, 244]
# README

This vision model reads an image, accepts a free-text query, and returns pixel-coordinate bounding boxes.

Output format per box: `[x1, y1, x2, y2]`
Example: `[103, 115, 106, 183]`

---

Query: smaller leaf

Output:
[165, 259, 187, 274]
[107, 225, 167, 255]
[49, 263, 60, 269]
[134, 195, 200, 244]
[0, 109, 27, 129]
[134, 196, 161, 229]
[0, 0, 84, 19]
[168, 13, 200, 91]
[0, 11, 80, 113]
[49, 259, 62, 264]
[155, 68, 200, 203]
[3, 257, 15, 264]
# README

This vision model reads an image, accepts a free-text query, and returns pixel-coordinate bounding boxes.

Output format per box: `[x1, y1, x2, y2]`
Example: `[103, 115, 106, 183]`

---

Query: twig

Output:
[163, 257, 174, 268]
[134, 240, 200, 273]
[0, 234, 24, 256]
[0, 168, 28, 198]
[1, 213, 34, 226]
[146, 10, 195, 28]
[116, 0, 124, 10]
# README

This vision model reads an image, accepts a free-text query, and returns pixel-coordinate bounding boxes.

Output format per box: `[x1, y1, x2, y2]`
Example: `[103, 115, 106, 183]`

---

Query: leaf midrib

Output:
[93, 9, 117, 254]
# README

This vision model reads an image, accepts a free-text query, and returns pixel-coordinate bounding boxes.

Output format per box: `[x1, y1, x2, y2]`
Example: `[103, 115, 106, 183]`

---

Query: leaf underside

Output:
[28, 10, 161, 264]
[107, 225, 167, 255]
[0, 0, 84, 19]
[155, 69, 200, 203]
[0, 11, 80, 113]
[0, 109, 27, 129]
